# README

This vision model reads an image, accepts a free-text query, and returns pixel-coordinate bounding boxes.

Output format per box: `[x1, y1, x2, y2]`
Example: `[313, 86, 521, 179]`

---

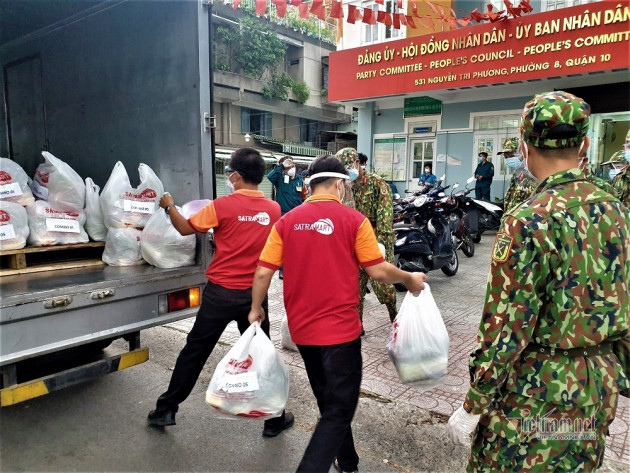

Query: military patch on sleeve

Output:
[492, 232, 514, 263]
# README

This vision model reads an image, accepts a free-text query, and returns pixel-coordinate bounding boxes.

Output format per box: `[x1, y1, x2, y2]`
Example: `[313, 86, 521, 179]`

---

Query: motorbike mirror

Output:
[439, 174, 446, 181]
[413, 195, 428, 207]
[452, 182, 460, 189]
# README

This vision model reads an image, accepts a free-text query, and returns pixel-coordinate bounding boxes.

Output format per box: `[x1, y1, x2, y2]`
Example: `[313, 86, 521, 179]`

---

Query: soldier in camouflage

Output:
[336, 148, 398, 323]
[499, 137, 537, 214]
[612, 129, 630, 207]
[447, 91, 629, 472]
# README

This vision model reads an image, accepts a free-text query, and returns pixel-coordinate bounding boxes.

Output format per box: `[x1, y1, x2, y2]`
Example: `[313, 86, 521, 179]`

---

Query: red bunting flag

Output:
[424, 0, 438, 14]
[457, 17, 471, 27]
[331, 0, 343, 19]
[347, 4, 362, 23]
[411, 1, 420, 18]
[376, 0, 384, 4]
[255, 0, 266, 15]
[519, 0, 533, 14]
[398, 13, 407, 26]
[405, 15, 417, 28]
[233, 0, 242, 9]
[504, 0, 519, 17]
[397, 0, 402, 9]
[393, 12, 400, 29]
[377, 11, 393, 26]
[470, 8, 484, 22]
[362, 7, 377, 25]
[311, 0, 326, 20]
[273, 0, 287, 17]
[299, 1, 309, 19]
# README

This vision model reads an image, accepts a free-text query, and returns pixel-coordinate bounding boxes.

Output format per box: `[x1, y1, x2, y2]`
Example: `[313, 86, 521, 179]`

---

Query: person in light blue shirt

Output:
[418, 163, 437, 186]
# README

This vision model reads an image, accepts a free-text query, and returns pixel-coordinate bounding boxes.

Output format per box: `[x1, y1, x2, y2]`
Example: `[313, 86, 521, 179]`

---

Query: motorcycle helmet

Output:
[427, 217, 444, 235]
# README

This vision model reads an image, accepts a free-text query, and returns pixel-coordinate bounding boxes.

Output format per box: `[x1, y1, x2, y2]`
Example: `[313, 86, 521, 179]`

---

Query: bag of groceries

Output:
[100, 161, 163, 229]
[206, 322, 289, 420]
[140, 206, 195, 268]
[387, 284, 449, 387]
[280, 315, 298, 352]
[0, 158, 35, 206]
[0, 201, 29, 250]
[31, 151, 85, 212]
[26, 201, 89, 246]
[102, 227, 144, 266]
[84, 177, 107, 241]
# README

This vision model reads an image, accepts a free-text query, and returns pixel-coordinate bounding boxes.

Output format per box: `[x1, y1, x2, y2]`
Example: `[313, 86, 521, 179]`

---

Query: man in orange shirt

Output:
[147, 147, 294, 437]
[248, 155, 427, 473]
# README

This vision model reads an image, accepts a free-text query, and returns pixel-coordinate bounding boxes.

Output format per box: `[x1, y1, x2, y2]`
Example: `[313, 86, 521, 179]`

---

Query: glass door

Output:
[408, 139, 436, 192]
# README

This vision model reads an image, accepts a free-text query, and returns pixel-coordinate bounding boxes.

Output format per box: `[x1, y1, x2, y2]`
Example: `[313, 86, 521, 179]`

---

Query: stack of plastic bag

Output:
[31, 151, 85, 212]
[0, 158, 35, 206]
[280, 315, 298, 352]
[206, 322, 289, 419]
[140, 206, 195, 268]
[0, 201, 30, 250]
[102, 227, 144, 266]
[387, 284, 449, 387]
[84, 178, 107, 241]
[26, 201, 89, 246]
[100, 162, 163, 229]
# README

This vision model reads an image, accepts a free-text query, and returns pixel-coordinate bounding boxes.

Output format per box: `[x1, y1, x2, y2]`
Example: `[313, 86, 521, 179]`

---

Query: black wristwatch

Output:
[164, 204, 175, 214]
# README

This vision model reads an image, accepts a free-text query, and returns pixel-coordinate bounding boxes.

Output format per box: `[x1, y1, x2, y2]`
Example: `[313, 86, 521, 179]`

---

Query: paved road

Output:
[1, 232, 627, 471]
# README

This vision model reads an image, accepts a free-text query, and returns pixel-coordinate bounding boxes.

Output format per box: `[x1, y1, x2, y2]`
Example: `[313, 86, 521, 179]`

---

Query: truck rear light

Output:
[159, 287, 201, 314]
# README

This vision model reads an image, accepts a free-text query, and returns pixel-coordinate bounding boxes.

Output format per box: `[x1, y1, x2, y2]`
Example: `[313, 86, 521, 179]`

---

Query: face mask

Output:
[347, 167, 359, 182]
[609, 168, 621, 181]
[424, 168, 430, 174]
[478, 157, 483, 163]
[361, 165, 366, 171]
[505, 156, 523, 170]
[225, 172, 236, 194]
[287, 168, 296, 178]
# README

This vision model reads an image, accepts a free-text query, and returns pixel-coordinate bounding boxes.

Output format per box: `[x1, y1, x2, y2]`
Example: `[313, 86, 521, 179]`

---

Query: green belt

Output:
[526, 341, 614, 357]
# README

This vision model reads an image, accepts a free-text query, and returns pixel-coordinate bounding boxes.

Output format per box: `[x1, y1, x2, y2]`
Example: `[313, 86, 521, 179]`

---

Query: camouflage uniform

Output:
[465, 92, 630, 472]
[499, 138, 537, 215]
[612, 166, 630, 207]
[336, 148, 397, 322]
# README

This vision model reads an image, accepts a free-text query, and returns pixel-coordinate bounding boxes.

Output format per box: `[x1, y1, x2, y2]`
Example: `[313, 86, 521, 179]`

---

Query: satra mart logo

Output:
[44, 207, 80, 219]
[237, 212, 270, 226]
[0, 171, 12, 183]
[293, 218, 334, 235]
[123, 189, 157, 200]
[225, 355, 253, 374]
[0, 210, 10, 223]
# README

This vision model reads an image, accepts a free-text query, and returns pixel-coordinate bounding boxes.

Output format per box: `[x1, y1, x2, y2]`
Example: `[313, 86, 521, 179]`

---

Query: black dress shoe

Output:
[262, 411, 294, 437]
[333, 458, 358, 473]
[147, 409, 176, 426]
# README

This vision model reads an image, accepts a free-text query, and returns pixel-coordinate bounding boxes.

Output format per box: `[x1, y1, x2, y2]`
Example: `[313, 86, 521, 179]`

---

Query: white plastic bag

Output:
[206, 322, 289, 420]
[102, 227, 145, 266]
[0, 158, 35, 206]
[387, 285, 449, 387]
[84, 178, 107, 241]
[280, 315, 298, 352]
[0, 201, 29, 250]
[26, 201, 88, 246]
[32, 151, 85, 212]
[100, 162, 164, 229]
[140, 206, 196, 268]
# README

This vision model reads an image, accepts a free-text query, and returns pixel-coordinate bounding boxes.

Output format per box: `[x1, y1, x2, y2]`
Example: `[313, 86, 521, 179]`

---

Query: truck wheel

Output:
[441, 249, 459, 276]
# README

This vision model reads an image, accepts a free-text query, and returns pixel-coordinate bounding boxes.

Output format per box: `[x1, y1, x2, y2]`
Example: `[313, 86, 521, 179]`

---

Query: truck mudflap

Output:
[0, 347, 149, 407]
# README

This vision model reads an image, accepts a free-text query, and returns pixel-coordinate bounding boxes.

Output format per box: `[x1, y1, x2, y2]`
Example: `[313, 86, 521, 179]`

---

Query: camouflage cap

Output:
[336, 147, 358, 167]
[521, 91, 590, 149]
[497, 137, 519, 154]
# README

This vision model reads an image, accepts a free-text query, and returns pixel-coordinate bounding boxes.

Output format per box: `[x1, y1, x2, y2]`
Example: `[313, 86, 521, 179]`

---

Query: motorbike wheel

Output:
[441, 249, 459, 276]
[472, 232, 482, 243]
[461, 232, 475, 257]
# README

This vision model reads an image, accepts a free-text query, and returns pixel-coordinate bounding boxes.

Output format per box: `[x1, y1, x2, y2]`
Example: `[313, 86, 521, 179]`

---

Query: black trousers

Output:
[475, 185, 491, 201]
[155, 281, 284, 426]
[296, 338, 362, 473]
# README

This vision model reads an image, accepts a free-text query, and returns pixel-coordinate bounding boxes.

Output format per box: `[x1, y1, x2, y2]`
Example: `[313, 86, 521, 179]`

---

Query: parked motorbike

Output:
[393, 194, 458, 290]
[464, 177, 503, 242]
[438, 182, 475, 257]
